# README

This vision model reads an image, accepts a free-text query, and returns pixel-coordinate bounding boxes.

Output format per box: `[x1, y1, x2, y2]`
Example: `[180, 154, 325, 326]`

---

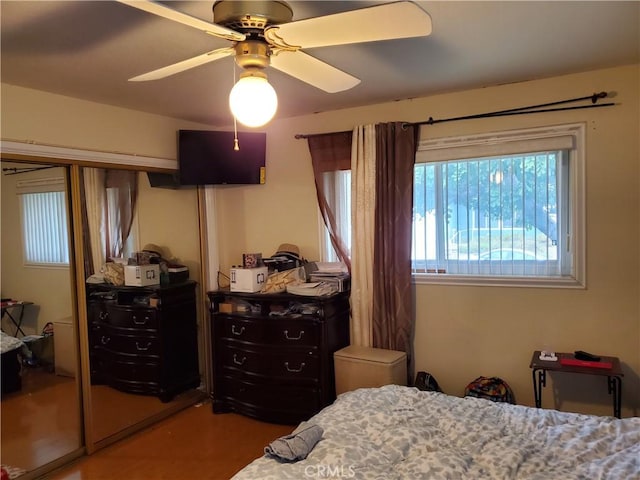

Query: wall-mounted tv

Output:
[178, 130, 266, 185]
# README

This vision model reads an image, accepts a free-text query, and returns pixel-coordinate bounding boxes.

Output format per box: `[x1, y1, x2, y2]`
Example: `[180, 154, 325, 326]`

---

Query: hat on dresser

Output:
[276, 243, 300, 257]
[142, 244, 165, 258]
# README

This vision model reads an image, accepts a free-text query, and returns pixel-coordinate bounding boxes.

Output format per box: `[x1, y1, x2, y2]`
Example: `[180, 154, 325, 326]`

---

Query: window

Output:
[106, 186, 138, 259]
[319, 123, 585, 287]
[413, 124, 585, 287]
[320, 169, 352, 262]
[18, 177, 70, 266]
[413, 152, 566, 275]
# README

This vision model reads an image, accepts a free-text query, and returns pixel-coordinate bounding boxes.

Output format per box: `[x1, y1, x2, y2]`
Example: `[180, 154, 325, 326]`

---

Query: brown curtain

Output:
[104, 170, 138, 259]
[372, 123, 418, 366]
[79, 168, 95, 277]
[307, 131, 353, 271]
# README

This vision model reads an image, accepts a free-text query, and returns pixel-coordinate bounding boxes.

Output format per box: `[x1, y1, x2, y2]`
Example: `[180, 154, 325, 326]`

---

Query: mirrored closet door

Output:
[1, 159, 206, 477]
[80, 166, 205, 446]
[1, 161, 82, 476]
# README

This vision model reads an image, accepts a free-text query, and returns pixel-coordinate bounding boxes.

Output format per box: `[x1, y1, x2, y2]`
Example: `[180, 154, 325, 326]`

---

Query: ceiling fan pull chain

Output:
[232, 64, 240, 151]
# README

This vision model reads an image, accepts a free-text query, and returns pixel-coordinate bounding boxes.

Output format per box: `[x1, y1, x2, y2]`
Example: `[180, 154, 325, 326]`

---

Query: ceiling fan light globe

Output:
[229, 75, 278, 128]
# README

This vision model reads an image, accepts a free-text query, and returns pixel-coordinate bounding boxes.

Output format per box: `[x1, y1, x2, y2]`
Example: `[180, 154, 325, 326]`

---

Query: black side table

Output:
[1, 300, 33, 337]
[529, 351, 623, 418]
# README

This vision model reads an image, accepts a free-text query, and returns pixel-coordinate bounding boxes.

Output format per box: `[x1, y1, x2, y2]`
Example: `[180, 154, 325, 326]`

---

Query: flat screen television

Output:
[147, 171, 181, 189]
[178, 130, 266, 185]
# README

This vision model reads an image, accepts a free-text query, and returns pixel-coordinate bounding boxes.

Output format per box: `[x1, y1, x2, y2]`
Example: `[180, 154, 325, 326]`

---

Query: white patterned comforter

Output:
[232, 385, 640, 480]
[0, 331, 24, 354]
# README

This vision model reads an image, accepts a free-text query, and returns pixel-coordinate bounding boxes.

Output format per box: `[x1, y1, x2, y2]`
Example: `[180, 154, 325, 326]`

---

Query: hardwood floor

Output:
[45, 402, 294, 480]
[3, 365, 294, 479]
[1, 365, 81, 472]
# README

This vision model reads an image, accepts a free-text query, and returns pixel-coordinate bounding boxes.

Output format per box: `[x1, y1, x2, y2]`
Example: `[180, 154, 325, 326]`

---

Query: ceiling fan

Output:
[118, 0, 432, 127]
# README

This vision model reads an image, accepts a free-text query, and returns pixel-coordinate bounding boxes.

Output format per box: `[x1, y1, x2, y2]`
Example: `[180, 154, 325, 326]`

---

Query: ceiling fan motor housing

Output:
[214, 1, 293, 70]
[234, 40, 271, 69]
[212, 1, 293, 33]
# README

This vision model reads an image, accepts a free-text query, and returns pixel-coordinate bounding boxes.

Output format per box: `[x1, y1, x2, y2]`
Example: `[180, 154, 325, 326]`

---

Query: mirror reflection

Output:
[80, 166, 204, 444]
[1, 161, 81, 476]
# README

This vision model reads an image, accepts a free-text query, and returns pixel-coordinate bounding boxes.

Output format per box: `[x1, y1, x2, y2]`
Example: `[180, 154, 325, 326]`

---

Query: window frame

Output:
[412, 123, 586, 289]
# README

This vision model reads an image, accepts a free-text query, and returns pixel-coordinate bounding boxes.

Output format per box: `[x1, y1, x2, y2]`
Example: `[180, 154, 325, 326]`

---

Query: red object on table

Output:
[559, 357, 613, 369]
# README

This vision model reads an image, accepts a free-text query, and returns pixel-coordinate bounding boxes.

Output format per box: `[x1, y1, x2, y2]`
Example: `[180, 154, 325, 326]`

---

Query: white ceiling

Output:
[1, 1, 639, 126]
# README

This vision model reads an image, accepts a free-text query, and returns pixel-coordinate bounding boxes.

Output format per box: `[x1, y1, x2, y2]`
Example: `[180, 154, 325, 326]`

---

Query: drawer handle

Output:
[100, 336, 110, 345]
[99, 311, 108, 321]
[284, 362, 306, 373]
[284, 330, 304, 341]
[233, 354, 246, 366]
[132, 315, 148, 325]
[231, 325, 245, 336]
[136, 341, 152, 351]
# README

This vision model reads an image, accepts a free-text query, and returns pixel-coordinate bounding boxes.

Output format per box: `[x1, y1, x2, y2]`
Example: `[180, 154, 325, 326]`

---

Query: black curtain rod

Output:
[294, 91, 614, 139]
[413, 102, 615, 126]
[2, 166, 56, 176]
[295, 131, 349, 140]
[409, 91, 613, 126]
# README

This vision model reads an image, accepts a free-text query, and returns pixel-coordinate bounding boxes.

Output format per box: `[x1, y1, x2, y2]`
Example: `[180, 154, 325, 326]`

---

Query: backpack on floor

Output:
[464, 376, 515, 404]
[414, 371, 443, 393]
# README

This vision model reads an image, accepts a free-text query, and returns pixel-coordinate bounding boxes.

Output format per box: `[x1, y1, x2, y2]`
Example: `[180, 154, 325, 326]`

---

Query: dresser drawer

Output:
[218, 375, 321, 414]
[220, 344, 319, 381]
[106, 305, 159, 331]
[93, 327, 161, 358]
[220, 316, 319, 346]
[107, 355, 160, 384]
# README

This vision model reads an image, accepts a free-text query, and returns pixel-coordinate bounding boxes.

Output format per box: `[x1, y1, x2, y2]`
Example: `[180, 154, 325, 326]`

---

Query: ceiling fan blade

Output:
[116, 0, 245, 41]
[270, 50, 360, 93]
[266, 1, 432, 49]
[129, 47, 234, 81]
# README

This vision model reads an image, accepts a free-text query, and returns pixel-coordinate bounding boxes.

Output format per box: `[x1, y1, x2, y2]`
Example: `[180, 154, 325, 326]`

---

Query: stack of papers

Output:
[313, 262, 348, 274]
[308, 262, 350, 293]
[286, 282, 337, 297]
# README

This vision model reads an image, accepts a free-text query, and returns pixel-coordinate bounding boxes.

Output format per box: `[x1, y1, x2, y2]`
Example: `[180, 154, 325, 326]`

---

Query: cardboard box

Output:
[124, 264, 160, 286]
[218, 302, 235, 313]
[230, 266, 268, 293]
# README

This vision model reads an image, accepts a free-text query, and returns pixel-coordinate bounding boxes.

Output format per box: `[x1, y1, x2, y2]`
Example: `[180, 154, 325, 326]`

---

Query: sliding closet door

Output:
[0, 161, 84, 475]
[78, 166, 205, 450]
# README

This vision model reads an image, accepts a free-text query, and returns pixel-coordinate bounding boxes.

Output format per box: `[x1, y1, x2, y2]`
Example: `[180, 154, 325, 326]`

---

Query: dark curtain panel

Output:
[104, 170, 138, 258]
[79, 168, 94, 277]
[372, 123, 417, 373]
[307, 131, 353, 272]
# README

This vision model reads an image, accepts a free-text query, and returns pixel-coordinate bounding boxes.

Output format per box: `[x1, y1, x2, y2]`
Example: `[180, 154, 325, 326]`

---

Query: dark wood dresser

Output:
[208, 289, 350, 424]
[87, 281, 200, 402]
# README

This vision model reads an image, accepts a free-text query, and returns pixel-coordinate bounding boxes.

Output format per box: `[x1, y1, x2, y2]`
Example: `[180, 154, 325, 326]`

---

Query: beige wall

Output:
[2, 64, 639, 417]
[136, 174, 202, 282]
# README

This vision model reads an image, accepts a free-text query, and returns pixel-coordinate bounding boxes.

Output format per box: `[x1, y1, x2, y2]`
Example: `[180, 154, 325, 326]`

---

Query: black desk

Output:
[1, 300, 33, 337]
[529, 350, 623, 418]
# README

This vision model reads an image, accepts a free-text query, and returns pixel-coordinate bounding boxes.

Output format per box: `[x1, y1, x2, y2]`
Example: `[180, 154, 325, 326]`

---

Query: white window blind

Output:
[18, 178, 70, 266]
[412, 152, 568, 276]
[417, 125, 576, 162]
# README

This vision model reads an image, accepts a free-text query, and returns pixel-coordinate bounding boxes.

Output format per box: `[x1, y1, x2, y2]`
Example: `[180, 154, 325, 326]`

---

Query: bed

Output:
[232, 385, 640, 479]
[1, 331, 24, 394]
